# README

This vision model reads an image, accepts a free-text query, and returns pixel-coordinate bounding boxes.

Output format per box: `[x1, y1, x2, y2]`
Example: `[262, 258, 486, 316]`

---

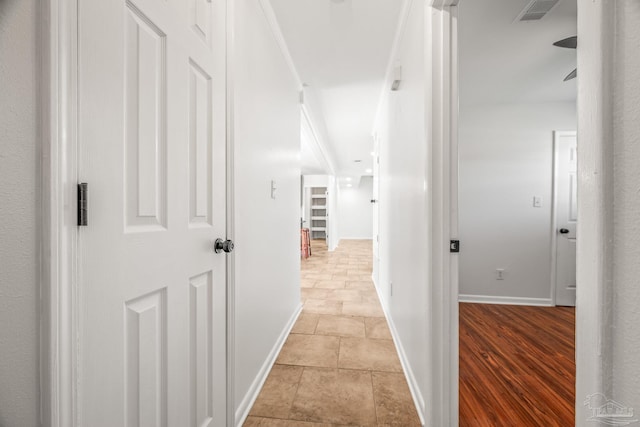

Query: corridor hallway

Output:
[244, 240, 421, 426]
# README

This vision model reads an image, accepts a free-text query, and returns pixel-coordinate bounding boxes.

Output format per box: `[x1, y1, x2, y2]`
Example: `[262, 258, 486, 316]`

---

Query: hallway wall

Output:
[234, 0, 302, 420]
[459, 101, 576, 303]
[337, 176, 374, 240]
[0, 0, 41, 425]
[374, 0, 429, 421]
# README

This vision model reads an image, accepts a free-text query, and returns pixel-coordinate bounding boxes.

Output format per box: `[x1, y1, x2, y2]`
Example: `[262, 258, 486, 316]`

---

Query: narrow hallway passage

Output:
[244, 240, 421, 426]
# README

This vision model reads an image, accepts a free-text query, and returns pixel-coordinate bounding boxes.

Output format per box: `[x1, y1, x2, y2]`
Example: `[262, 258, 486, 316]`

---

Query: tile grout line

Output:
[370, 370, 380, 426]
[284, 365, 305, 422]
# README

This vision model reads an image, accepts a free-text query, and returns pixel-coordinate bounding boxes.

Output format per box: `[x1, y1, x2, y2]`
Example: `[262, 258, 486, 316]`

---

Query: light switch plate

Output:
[533, 196, 542, 207]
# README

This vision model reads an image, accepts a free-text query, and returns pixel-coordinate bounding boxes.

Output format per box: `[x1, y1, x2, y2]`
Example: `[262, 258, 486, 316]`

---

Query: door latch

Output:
[78, 183, 88, 226]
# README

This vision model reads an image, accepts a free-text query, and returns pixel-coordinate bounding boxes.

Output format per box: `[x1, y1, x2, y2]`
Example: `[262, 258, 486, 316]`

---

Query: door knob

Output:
[559, 228, 570, 234]
[214, 238, 234, 253]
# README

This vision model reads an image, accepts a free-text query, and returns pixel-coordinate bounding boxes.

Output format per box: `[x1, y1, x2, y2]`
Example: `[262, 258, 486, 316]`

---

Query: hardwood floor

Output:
[459, 303, 575, 427]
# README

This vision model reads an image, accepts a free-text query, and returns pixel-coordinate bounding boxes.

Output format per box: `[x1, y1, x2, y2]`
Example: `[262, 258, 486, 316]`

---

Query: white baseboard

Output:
[235, 303, 303, 427]
[373, 285, 426, 427]
[458, 294, 553, 307]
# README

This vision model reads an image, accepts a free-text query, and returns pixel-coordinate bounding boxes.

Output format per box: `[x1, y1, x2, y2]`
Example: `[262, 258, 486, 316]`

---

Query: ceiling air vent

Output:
[516, 0, 560, 22]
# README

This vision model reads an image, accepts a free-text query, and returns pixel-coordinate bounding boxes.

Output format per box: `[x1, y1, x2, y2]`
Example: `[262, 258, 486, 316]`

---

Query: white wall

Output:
[302, 174, 328, 188]
[338, 176, 373, 240]
[0, 0, 40, 425]
[234, 0, 302, 421]
[374, 0, 429, 421]
[459, 102, 576, 303]
[610, 0, 640, 415]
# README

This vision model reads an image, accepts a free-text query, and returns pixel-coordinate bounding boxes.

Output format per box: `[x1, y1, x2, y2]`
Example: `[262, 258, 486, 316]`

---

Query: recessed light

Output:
[370, 151, 376, 156]
[354, 160, 362, 163]
[365, 168, 373, 173]
[346, 177, 352, 182]
[347, 184, 352, 188]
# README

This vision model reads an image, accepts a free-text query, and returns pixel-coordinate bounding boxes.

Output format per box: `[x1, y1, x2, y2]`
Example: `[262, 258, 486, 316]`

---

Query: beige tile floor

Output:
[245, 240, 421, 427]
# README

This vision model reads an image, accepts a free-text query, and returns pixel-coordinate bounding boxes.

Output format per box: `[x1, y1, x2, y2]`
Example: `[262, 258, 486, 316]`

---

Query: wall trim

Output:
[575, 1, 614, 423]
[427, 3, 459, 426]
[373, 285, 426, 426]
[226, 0, 237, 422]
[458, 295, 553, 307]
[41, 0, 80, 425]
[234, 304, 303, 427]
[257, 0, 302, 89]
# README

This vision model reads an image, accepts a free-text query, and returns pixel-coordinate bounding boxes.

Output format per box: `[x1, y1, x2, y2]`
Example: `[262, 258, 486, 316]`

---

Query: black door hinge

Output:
[450, 239, 460, 253]
[78, 183, 88, 226]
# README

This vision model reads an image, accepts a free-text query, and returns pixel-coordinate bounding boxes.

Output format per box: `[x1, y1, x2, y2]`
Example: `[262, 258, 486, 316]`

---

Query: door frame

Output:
[426, 2, 459, 426]
[550, 130, 578, 307]
[39, 0, 236, 425]
[430, 0, 615, 425]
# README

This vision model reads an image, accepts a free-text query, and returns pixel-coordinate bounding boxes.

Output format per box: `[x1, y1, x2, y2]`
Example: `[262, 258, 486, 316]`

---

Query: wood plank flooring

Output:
[459, 303, 576, 427]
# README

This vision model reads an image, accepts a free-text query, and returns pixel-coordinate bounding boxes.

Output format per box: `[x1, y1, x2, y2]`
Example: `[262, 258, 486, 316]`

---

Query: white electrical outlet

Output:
[496, 269, 505, 280]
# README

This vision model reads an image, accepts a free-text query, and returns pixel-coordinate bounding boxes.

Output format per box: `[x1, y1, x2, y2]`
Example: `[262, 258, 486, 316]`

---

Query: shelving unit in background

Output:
[310, 187, 328, 241]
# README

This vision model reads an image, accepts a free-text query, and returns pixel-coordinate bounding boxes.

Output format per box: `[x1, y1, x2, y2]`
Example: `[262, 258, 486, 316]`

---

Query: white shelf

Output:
[307, 186, 328, 241]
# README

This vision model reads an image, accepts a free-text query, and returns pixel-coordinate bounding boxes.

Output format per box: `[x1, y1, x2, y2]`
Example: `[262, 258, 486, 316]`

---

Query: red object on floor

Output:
[301, 228, 311, 259]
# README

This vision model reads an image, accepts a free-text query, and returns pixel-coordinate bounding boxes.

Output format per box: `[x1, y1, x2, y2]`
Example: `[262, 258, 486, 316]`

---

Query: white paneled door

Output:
[78, 0, 228, 425]
[554, 131, 577, 307]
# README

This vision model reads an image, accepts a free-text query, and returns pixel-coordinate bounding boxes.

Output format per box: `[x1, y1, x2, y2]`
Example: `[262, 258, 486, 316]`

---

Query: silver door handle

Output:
[214, 239, 234, 253]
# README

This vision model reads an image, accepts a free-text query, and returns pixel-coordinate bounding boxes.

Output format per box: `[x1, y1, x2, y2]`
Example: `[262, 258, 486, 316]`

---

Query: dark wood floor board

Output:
[459, 303, 576, 427]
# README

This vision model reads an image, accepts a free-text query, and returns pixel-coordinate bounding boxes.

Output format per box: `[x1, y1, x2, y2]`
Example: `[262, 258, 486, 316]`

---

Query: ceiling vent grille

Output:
[516, 0, 560, 22]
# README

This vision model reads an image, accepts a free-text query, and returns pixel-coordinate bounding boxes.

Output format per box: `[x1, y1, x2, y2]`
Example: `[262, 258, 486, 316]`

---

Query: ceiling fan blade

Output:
[554, 36, 577, 49]
[564, 68, 577, 81]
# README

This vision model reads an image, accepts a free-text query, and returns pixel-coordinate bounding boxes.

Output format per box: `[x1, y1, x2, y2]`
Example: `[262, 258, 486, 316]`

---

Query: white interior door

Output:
[78, 0, 228, 425]
[554, 131, 577, 307]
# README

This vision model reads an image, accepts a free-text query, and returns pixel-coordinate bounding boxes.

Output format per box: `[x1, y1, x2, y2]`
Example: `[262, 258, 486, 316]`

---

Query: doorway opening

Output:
[457, 0, 577, 424]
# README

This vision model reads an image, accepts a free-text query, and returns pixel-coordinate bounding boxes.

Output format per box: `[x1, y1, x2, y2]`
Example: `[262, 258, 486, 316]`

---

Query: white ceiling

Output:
[270, 0, 403, 177]
[460, 0, 577, 106]
[274, 0, 577, 177]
